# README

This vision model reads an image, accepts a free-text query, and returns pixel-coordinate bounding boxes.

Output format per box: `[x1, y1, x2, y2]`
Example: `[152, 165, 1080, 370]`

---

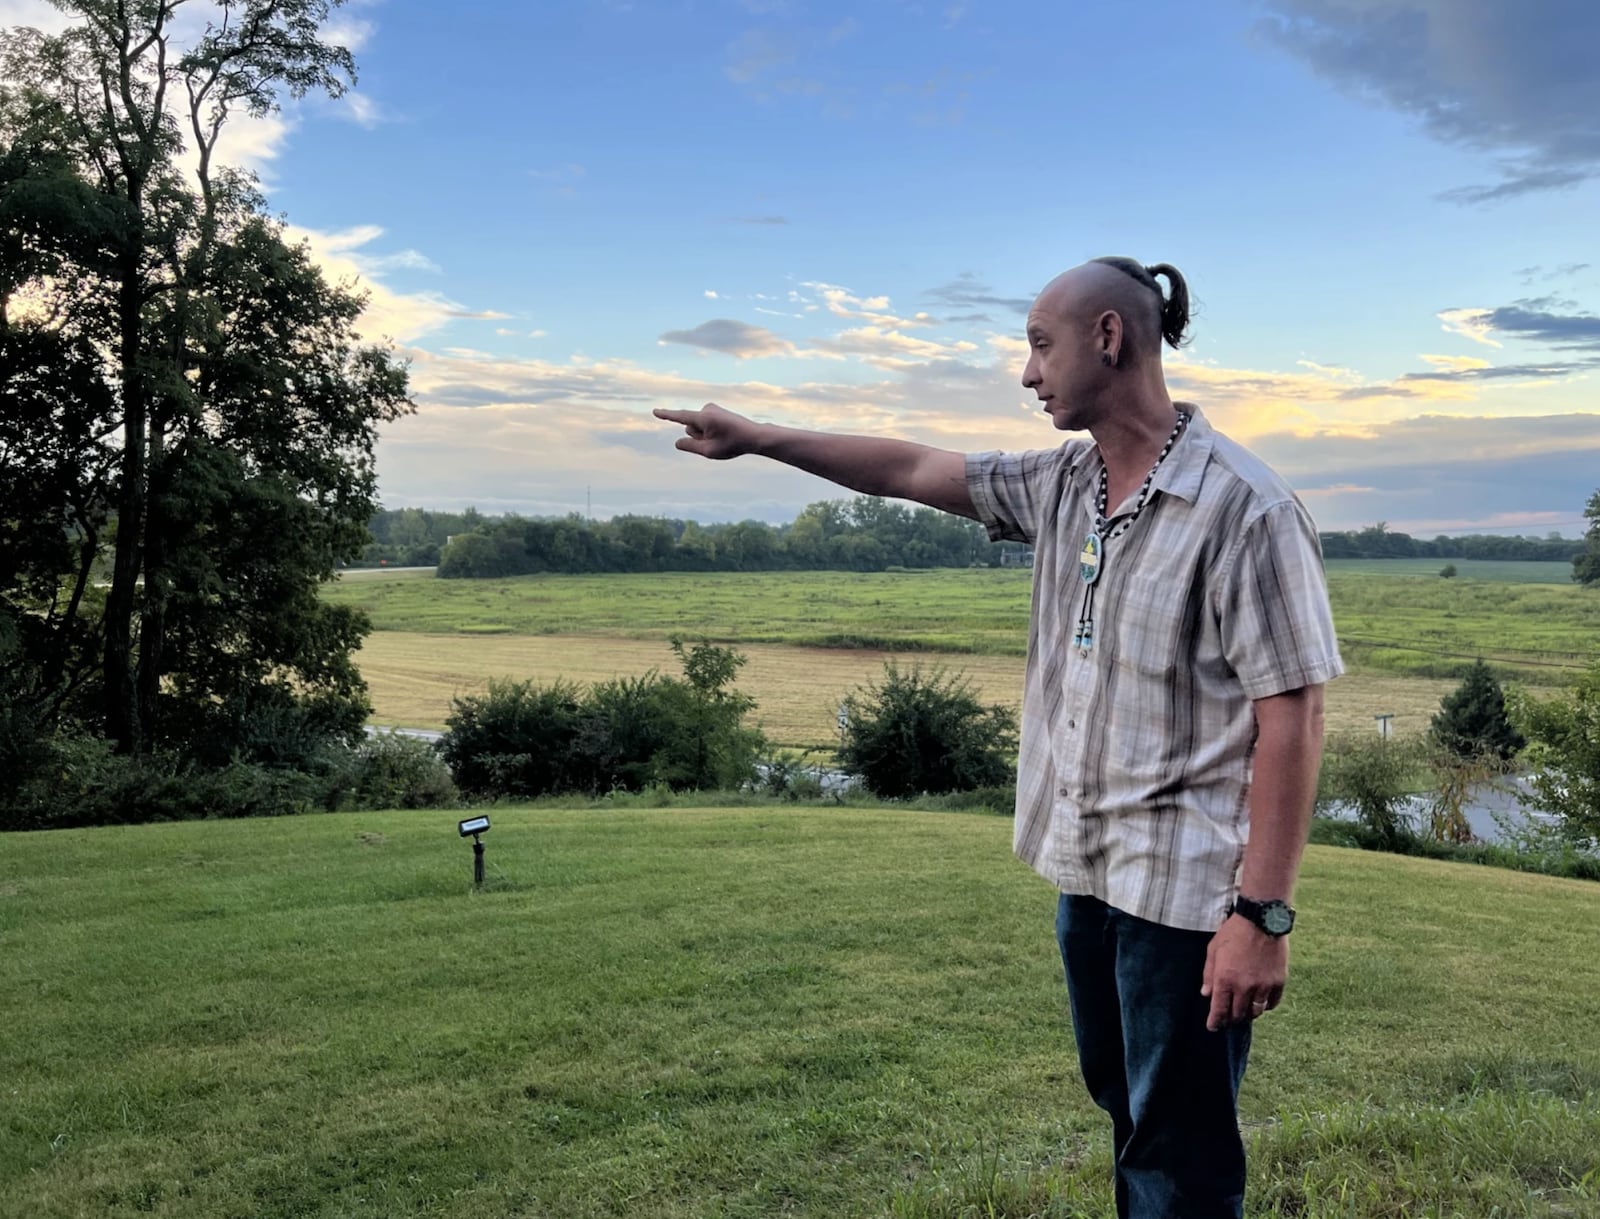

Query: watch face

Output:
[1263, 905, 1294, 934]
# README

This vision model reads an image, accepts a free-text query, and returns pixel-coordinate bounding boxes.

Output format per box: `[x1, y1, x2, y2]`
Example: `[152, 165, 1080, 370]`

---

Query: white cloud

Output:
[341, 93, 384, 128]
[322, 15, 376, 53]
[1438, 308, 1504, 348]
[704, 289, 720, 299]
[799, 281, 939, 329]
[816, 325, 978, 364]
[0, 0, 72, 34]
[1419, 353, 1493, 371]
[364, 249, 442, 274]
[287, 224, 506, 343]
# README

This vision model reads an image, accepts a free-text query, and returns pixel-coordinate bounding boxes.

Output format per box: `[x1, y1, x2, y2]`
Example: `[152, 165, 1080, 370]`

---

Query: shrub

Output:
[439, 678, 587, 799]
[758, 751, 827, 801]
[438, 641, 763, 800]
[1439, 563, 1457, 578]
[0, 734, 330, 831]
[1430, 660, 1524, 762]
[647, 638, 763, 792]
[576, 672, 673, 793]
[1315, 732, 1425, 848]
[1512, 661, 1600, 849]
[838, 662, 1017, 799]
[342, 732, 459, 809]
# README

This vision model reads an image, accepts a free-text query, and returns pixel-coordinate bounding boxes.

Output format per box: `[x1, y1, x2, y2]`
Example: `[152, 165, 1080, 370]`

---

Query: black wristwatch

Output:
[1230, 895, 1295, 938]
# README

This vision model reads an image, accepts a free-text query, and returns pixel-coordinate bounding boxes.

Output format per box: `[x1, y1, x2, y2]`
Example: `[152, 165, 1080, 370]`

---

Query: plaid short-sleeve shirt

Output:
[966, 407, 1343, 932]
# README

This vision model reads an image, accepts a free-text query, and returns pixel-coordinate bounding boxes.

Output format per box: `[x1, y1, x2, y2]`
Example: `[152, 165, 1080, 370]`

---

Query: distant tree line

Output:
[360, 499, 1032, 576]
[1317, 522, 1585, 564]
[361, 505, 1594, 578]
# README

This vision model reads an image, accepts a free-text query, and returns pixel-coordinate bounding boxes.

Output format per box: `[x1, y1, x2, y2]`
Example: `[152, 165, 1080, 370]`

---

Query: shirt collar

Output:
[1066, 402, 1213, 505]
[1153, 404, 1213, 504]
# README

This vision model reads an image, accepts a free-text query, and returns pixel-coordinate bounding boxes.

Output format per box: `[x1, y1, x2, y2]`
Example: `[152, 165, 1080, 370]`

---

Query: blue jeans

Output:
[1055, 893, 1252, 1219]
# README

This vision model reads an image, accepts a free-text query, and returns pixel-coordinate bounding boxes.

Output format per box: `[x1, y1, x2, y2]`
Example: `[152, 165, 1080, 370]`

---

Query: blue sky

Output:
[7, 0, 1599, 533]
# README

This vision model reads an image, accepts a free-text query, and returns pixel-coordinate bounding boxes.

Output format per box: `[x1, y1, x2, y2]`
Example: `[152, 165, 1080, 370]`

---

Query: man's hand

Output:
[653, 403, 760, 460]
[1201, 915, 1288, 1031]
[652, 402, 976, 518]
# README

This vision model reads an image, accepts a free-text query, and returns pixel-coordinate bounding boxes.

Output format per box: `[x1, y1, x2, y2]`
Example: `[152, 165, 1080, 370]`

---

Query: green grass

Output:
[1326, 571, 1600, 682]
[1324, 559, 1580, 583]
[3, 808, 1599, 1217]
[323, 566, 1600, 684]
[325, 568, 1038, 654]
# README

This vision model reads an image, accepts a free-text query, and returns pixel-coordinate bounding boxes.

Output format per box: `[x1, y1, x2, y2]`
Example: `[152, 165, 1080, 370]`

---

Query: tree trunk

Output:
[135, 414, 166, 740]
[104, 225, 145, 754]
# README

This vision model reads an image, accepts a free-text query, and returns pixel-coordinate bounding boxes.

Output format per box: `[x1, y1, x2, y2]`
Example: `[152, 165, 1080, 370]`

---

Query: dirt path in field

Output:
[356, 632, 1457, 749]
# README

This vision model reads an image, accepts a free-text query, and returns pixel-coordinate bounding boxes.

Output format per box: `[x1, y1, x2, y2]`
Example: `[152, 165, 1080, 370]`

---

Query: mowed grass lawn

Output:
[3, 809, 1598, 1218]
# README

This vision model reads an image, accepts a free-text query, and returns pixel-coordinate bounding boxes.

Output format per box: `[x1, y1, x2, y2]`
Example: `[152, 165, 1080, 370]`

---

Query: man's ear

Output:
[1096, 309, 1124, 365]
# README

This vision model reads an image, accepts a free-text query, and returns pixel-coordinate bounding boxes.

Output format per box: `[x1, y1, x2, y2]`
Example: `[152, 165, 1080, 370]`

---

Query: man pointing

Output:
[655, 257, 1342, 1219]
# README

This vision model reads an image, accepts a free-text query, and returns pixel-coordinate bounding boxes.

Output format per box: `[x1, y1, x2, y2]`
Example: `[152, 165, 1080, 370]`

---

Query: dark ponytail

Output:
[1089, 255, 1193, 351]
[1144, 263, 1191, 349]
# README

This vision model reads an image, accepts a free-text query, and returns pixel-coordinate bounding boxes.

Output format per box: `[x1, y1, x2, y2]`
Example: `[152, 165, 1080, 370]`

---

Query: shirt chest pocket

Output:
[1107, 571, 1206, 680]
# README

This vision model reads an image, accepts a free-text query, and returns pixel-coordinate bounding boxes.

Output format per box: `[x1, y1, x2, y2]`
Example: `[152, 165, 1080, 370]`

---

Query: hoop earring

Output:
[1101, 351, 1115, 368]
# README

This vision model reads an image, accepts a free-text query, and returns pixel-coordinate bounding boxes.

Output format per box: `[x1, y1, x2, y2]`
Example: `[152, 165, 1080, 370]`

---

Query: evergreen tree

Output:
[1430, 660, 1524, 762]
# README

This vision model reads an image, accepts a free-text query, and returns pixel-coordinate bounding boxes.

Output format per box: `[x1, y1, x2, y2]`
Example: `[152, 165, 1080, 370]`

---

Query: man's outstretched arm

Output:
[654, 403, 977, 519]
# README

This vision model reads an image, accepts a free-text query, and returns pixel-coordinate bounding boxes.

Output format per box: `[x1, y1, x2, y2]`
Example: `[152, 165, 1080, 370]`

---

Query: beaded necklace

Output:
[1073, 409, 1190, 652]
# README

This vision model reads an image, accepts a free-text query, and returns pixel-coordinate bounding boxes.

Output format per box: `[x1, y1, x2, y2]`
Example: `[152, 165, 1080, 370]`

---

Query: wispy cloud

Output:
[923, 272, 1033, 320]
[340, 92, 385, 128]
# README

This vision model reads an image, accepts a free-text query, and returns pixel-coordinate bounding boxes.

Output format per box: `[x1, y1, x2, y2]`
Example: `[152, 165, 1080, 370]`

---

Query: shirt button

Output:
[1067, 718, 1077, 730]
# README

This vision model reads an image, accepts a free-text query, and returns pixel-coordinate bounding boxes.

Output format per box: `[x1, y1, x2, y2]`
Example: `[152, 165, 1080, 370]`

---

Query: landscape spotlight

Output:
[458, 815, 490, 886]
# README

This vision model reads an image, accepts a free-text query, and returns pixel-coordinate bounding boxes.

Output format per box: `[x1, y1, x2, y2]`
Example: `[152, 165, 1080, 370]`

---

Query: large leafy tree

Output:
[0, 0, 411, 759]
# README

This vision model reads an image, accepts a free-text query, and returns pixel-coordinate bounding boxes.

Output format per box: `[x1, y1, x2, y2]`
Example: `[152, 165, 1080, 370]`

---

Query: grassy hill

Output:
[3, 807, 1597, 1217]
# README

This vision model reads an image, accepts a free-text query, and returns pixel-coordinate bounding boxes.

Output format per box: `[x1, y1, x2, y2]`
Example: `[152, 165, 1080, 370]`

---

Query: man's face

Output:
[1021, 294, 1094, 431]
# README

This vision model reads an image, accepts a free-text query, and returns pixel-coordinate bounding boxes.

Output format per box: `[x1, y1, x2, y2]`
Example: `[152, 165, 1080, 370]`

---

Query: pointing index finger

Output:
[653, 407, 696, 423]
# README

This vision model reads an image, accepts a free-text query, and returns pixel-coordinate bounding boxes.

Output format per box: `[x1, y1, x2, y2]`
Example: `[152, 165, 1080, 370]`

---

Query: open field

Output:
[1324, 558, 1581, 582]
[324, 567, 1600, 740]
[357, 631, 1459, 747]
[3, 808, 1598, 1218]
[326, 568, 1038, 654]
[324, 568, 1600, 678]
